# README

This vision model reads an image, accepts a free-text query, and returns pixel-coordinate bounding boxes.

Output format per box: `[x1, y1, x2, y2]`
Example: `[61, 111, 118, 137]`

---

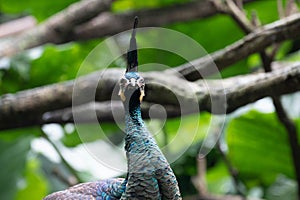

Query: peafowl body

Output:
[43, 17, 181, 200]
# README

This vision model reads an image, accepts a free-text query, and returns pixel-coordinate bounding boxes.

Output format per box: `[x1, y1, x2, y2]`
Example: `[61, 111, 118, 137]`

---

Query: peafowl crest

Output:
[43, 17, 181, 200]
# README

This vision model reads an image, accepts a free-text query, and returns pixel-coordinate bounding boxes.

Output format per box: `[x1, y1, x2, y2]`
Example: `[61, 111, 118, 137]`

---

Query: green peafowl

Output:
[43, 17, 181, 200]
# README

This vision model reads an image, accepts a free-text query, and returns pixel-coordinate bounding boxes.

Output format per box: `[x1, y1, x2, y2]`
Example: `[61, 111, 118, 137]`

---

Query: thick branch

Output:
[1, 62, 299, 130]
[0, 16, 37, 38]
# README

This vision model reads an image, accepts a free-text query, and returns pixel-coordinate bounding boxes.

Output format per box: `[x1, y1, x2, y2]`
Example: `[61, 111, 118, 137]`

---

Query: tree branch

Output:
[172, 13, 300, 80]
[1, 62, 299, 130]
[192, 155, 209, 197]
[216, 140, 244, 195]
[0, 0, 112, 57]
[0, 0, 254, 58]
[0, 16, 37, 38]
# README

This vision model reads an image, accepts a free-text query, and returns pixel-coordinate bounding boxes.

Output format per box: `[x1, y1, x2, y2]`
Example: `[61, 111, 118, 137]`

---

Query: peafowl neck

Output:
[125, 104, 144, 131]
[123, 89, 149, 150]
[122, 86, 182, 200]
[125, 95, 143, 125]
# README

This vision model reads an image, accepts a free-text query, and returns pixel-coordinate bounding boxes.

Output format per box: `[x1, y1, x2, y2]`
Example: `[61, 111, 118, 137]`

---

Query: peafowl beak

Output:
[118, 76, 145, 102]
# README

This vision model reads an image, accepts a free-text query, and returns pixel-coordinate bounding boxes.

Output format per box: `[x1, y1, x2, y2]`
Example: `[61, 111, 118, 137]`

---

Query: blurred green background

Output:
[0, 0, 300, 199]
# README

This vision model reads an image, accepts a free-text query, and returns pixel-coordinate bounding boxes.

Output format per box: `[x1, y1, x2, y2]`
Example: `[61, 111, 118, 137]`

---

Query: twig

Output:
[286, 0, 299, 16]
[225, 0, 254, 33]
[192, 154, 209, 197]
[261, 59, 300, 199]
[41, 129, 82, 184]
[235, 0, 244, 10]
[250, 10, 261, 27]
[278, 0, 285, 18]
[191, 154, 251, 200]
[278, 0, 299, 18]
[51, 167, 78, 187]
[216, 141, 244, 195]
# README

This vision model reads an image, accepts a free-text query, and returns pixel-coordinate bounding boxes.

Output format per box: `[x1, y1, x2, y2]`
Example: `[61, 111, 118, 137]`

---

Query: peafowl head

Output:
[118, 16, 145, 105]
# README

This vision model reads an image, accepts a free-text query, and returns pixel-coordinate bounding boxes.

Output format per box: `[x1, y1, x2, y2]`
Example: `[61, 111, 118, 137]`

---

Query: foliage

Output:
[0, 0, 299, 199]
[227, 111, 295, 186]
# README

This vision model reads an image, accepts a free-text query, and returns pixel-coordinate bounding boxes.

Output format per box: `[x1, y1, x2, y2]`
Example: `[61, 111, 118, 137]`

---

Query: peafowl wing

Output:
[43, 178, 126, 200]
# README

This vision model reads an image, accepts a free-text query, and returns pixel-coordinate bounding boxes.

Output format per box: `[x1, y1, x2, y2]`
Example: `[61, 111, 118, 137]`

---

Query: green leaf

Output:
[15, 158, 48, 200]
[0, 136, 31, 200]
[29, 42, 99, 88]
[0, 54, 32, 94]
[226, 110, 295, 186]
[1, 41, 100, 94]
